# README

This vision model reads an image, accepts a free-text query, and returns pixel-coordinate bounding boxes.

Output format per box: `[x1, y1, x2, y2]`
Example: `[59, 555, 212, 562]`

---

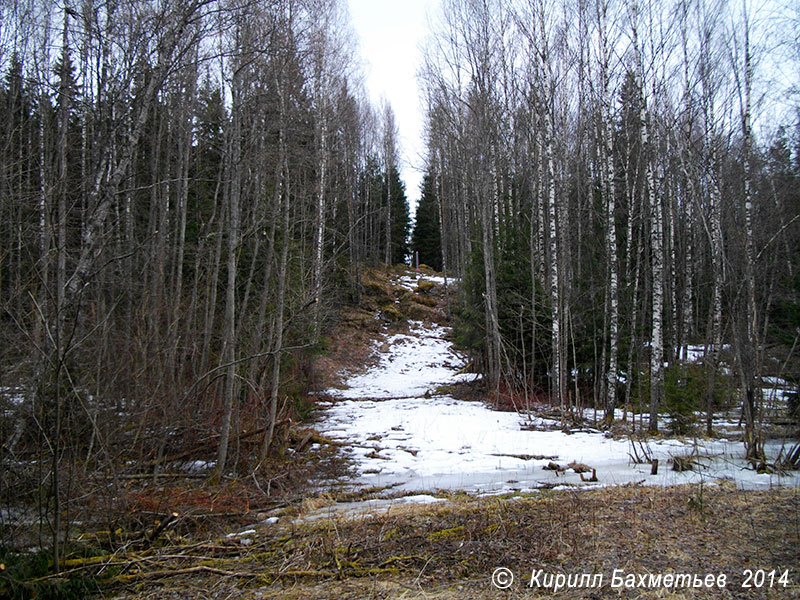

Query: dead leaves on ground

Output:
[91, 483, 800, 599]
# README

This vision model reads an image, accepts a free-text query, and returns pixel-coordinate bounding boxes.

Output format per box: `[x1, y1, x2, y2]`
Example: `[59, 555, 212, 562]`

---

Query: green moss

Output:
[412, 294, 438, 307]
[363, 280, 390, 298]
[416, 280, 435, 294]
[380, 304, 404, 322]
[426, 525, 464, 541]
[485, 522, 501, 535]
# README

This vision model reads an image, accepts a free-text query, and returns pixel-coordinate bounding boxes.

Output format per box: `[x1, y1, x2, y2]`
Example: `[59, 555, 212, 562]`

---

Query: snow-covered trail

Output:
[316, 284, 799, 497]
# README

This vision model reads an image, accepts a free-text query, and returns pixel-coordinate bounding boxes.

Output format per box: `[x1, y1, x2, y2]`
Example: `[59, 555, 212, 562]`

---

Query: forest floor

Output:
[5, 266, 799, 599]
[98, 483, 798, 599]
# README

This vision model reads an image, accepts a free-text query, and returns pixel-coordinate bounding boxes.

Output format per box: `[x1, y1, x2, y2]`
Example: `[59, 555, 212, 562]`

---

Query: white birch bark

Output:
[628, 0, 663, 432]
[737, 3, 762, 461]
[546, 134, 562, 407]
[598, 0, 619, 420]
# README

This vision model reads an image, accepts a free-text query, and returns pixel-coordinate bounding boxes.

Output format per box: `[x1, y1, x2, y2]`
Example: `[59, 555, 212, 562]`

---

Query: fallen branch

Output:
[148, 512, 179, 544]
[147, 428, 266, 467]
[109, 565, 263, 584]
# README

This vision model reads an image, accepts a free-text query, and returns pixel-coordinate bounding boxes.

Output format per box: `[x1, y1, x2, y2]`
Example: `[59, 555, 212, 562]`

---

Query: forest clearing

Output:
[2, 0, 800, 597]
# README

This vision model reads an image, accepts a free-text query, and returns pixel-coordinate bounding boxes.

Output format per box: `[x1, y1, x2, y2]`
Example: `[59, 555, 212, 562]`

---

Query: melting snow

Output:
[319, 319, 798, 498]
[326, 320, 477, 399]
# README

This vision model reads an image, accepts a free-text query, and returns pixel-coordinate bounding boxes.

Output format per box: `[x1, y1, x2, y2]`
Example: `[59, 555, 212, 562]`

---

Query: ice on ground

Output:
[318, 319, 799, 497]
[320, 395, 799, 494]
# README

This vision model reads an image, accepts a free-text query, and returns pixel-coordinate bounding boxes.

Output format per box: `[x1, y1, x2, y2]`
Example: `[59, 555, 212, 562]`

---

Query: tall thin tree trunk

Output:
[481, 162, 502, 387]
[258, 73, 289, 464]
[629, 1, 663, 432]
[738, 5, 762, 463]
[646, 130, 664, 434]
[599, 0, 619, 421]
[215, 70, 242, 479]
[312, 113, 327, 337]
[259, 143, 290, 465]
[438, 155, 451, 318]
[545, 134, 562, 408]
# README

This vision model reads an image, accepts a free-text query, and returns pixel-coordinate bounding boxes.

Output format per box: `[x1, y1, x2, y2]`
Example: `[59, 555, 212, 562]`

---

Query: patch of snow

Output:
[182, 460, 215, 471]
[324, 321, 476, 399]
[318, 319, 799, 498]
[397, 493, 446, 504]
[226, 528, 256, 538]
[397, 275, 418, 291]
[762, 376, 790, 387]
[419, 275, 447, 285]
[397, 273, 457, 290]
[320, 394, 799, 493]
[684, 345, 706, 363]
[299, 493, 447, 522]
[1, 386, 26, 406]
[678, 344, 731, 364]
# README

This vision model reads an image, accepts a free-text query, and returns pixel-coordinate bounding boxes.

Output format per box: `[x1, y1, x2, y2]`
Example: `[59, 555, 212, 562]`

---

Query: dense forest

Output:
[414, 0, 800, 460]
[0, 0, 799, 580]
[0, 0, 411, 559]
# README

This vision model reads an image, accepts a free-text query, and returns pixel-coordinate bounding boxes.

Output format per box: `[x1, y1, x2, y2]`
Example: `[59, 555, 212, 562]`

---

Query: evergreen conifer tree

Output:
[411, 172, 442, 270]
[386, 164, 410, 264]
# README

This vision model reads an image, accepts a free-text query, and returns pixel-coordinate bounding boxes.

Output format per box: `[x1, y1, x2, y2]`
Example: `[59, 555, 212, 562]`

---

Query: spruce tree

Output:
[411, 172, 442, 270]
[386, 165, 410, 264]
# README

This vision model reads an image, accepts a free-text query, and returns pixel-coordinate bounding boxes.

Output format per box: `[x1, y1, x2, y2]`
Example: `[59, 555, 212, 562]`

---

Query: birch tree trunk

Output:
[628, 0, 663, 432]
[598, 0, 619, 421]
[645, 122, 664, 433]
[546, 133, 562, 408]
[736, 3, 763, 463]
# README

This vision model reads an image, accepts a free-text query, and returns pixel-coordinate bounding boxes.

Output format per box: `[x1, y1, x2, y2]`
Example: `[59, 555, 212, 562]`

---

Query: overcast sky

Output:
[347, 0, 434, 214]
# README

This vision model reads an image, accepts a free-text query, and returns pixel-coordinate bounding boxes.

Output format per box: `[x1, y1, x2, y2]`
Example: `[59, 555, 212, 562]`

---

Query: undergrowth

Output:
[0, 546, 101, 600]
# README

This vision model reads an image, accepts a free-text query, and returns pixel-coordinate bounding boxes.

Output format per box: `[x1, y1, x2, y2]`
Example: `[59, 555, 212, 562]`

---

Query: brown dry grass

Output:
[102, 482, 798, 599]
